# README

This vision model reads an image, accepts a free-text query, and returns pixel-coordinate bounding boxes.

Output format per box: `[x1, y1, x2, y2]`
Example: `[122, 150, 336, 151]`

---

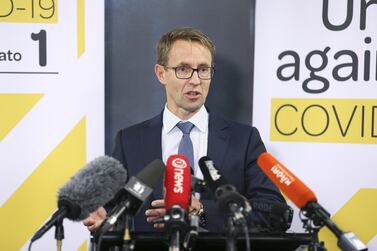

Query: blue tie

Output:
[177, 121, 195, 174]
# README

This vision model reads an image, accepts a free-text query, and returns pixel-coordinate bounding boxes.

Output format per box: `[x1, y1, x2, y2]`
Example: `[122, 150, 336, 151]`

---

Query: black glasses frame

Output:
[163, 65, 215, 80]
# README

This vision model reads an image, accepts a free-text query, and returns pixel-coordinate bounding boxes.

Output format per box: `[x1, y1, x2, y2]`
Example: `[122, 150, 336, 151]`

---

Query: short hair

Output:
[156, 27, 215, 66]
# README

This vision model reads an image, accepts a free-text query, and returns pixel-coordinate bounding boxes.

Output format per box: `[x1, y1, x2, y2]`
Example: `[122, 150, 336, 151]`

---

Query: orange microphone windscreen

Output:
[257, 152, 317, 208]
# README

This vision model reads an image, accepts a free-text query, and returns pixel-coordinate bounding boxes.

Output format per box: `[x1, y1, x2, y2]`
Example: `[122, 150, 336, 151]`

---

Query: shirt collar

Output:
[163, 105, 209, 133]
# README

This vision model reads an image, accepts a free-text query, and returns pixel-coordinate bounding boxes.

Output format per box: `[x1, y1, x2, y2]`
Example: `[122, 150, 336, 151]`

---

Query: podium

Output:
[96, 231, 311, 251]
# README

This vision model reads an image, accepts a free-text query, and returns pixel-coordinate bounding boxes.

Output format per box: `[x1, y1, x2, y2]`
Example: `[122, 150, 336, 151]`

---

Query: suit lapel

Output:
[207, 113, 230, 168]
[203, 113, 230, 199]
[140, 113, 164, 199]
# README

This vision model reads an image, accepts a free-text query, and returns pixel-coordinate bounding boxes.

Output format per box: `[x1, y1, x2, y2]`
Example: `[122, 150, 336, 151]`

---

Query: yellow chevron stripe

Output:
[0, 117, 86, 250]
[77, 240, 88, 251]
[319, 188, 377, 250]
[0, 94, 43, 141]
[77, 0, 86, 57]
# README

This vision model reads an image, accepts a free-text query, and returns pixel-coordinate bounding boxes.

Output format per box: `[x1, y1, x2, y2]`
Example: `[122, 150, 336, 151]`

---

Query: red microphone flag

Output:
[164, 154, 191, 211]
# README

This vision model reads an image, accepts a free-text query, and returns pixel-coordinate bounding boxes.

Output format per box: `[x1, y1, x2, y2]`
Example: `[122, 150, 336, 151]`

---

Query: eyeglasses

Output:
[163, 65, 215, 80]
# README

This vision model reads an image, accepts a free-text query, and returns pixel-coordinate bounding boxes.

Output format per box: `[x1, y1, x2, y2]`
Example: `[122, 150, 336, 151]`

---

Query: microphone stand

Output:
[301, 202, 368, 251]
[309, 229, 326, 251]
[183, 214, 199, 251]
[300, 206, 332, 251]
[182, 178, 206, 251]
[94, 200, 131, 251]
[89, 232, 97, 251]
[226, 216, 237, 251]
[164, 205, 189, 251]
[54, 218, 64, 251]
[302, 220, 326, 251]
[170, 231, 180, 251]
[121, 214, 135, 251]
[222, 197, 251, 251]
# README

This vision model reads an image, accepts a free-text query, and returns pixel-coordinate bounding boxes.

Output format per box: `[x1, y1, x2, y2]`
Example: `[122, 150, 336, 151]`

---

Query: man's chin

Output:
[183, 103, 203, 113]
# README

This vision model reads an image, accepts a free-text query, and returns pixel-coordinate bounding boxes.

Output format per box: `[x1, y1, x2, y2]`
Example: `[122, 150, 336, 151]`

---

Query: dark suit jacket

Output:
[112, 111, 285, 232]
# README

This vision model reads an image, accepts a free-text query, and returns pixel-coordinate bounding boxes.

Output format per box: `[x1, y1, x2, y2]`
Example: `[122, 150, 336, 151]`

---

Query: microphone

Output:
[257, 152, 316, 208]
[199, 156, 252, 251]
[164, 154, 191, 211]
[257, 152, 368, 251]
[250, 198, 293, 231]
[191, 176, 207, 193]
[31, 156, 127, 242]
[198, 156, 251, 218]
[164, 154, 191, 251]
[98, 159, 165, 233]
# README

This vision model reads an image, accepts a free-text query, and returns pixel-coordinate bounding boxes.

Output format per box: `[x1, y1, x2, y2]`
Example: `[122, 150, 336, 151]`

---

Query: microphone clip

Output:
[151, 205, 190, 236]
[300, 202, 334, 238]
[155, 205, 190, 251]
[191, 177, 207, 193]
[216, 184, 252, 225]
[164, 205, 190, 233]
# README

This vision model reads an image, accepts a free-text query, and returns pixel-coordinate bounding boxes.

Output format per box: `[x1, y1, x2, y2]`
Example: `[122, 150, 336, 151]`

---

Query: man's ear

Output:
[154, 64, 167, 85]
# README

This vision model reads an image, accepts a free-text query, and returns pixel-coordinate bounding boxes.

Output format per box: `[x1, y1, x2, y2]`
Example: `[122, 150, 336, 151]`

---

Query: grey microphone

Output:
[31, 156, 127, 242]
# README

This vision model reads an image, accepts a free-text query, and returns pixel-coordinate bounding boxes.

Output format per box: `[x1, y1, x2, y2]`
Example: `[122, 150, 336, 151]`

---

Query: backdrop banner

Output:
[254, 0, 377, 250]
[0, 1, 104, 250]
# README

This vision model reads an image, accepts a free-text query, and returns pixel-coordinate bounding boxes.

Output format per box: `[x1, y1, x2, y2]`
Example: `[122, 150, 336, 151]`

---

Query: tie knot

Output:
[177, 121, 194, 134]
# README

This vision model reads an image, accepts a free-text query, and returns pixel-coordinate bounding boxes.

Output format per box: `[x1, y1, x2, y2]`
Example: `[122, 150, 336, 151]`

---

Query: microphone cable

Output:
[27, 241, 33, 251]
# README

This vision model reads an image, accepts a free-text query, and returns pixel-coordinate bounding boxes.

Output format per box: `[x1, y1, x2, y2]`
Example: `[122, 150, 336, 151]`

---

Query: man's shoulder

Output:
[209, 112, 259, 133]
[118, 113, 163, 134]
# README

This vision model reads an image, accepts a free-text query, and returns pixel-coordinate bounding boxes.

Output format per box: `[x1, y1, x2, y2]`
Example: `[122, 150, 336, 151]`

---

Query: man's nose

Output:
[189, 70, 201, 85]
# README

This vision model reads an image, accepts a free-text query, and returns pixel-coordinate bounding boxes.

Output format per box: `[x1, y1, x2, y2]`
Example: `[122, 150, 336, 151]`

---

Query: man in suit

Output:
[84, 27, 285, 232]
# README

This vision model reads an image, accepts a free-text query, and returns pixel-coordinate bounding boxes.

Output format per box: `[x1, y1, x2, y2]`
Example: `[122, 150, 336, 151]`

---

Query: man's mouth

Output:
[185, 91, 201, 97]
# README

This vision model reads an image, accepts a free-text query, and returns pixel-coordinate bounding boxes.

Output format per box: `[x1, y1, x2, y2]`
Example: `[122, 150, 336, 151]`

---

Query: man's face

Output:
[155, 40, 212, 120]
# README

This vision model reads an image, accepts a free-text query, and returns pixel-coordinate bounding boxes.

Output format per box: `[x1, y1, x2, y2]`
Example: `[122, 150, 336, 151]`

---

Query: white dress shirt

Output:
[161, 105, 209, 183]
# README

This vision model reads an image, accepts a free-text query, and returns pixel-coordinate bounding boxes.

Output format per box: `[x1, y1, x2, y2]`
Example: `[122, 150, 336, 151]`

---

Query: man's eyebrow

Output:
[175, 62, 191, 67]
[197, 63, 211, 67]
[175, 62, 211, 67]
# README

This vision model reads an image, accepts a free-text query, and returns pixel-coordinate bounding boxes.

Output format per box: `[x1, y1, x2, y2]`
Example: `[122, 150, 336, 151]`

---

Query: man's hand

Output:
[188, 196, 202, 215]
[82, 207, 107, 232]
[145, 199, 166, 228]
